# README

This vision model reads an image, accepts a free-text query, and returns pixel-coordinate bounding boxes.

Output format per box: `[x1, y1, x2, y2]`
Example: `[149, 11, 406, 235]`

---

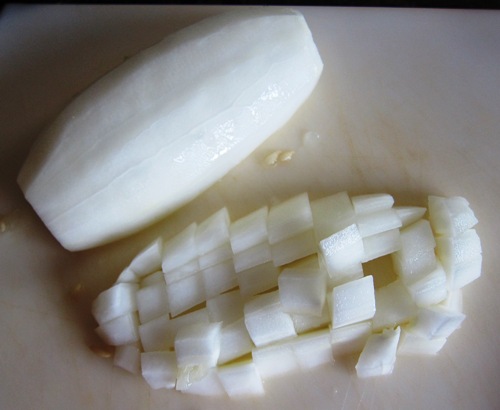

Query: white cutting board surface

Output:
[1, 5, 499, 410]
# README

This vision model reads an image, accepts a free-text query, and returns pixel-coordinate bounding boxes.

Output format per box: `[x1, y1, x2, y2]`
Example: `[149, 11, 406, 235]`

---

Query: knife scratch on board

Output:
[357, 387, 367, 410]
[340, 374, 353, 410]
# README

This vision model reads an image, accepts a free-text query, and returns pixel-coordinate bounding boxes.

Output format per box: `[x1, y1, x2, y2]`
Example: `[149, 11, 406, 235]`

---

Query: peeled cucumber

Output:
[17, 8, 323, 251]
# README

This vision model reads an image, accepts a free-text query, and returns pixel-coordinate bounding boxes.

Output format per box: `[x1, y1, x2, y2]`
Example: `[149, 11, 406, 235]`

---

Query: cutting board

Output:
[1, 5, 499, 409]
